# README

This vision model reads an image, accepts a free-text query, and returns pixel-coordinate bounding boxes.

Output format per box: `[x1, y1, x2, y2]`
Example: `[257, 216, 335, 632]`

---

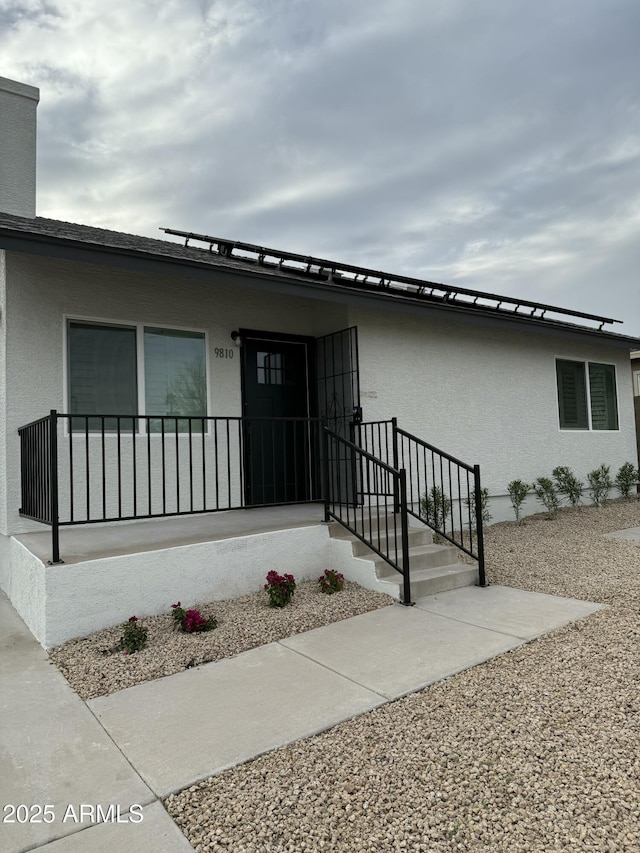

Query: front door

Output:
[242, 333, 313, 505]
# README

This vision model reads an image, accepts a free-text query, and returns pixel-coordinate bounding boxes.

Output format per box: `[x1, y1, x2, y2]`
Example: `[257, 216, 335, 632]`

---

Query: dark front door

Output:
[242, 334, 313, 505]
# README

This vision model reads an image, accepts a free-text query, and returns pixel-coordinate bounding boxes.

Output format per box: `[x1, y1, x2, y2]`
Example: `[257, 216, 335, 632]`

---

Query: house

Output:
[2, 75, 639, 648]
[631, 351, 640, 463]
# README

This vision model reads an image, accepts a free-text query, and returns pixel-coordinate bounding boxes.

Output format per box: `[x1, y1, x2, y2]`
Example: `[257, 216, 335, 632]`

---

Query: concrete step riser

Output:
[330, 519, 435, 542]
[381, 565, 479, 599]
[410, 567, 478, 597]
[374, 547, 460, 577]
[350, 529, 433, 557]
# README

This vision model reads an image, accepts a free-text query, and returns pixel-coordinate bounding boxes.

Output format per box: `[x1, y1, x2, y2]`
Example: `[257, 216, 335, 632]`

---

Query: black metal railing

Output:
[19, 411, 324, 563]
[322, 425, 412, 604]
[18, 410, 485, 589]
[355, 419, 486, 586]
[18, 413, 60, 562]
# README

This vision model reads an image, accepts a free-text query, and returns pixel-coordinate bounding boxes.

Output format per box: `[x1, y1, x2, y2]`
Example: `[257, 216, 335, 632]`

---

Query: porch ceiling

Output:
[16, 504, 325, 565]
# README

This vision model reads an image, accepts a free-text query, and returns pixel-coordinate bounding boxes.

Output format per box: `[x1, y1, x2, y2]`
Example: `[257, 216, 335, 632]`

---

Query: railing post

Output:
[398, 468, 413, 605]
[473, 464, 486, 587]
[321, 425, 330, 523]
[348, 420, 358, 509]
[391, 417, 400, 514]
[49, 409, 63, 565]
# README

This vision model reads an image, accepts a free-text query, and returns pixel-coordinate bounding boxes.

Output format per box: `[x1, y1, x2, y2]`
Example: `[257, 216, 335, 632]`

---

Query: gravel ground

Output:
[165, 501, 640, 852]
[49, 580, 393, 700]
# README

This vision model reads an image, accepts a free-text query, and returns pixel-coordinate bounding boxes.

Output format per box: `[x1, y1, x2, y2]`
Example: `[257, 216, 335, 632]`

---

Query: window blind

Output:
[556, 360, 588, 429]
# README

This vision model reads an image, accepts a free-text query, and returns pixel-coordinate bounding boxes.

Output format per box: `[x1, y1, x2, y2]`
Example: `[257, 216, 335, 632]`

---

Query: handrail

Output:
[322, 425, 412, 605]
[395, 424, 486, 586]
[356, 419, 486, 586]
[395, 426, 476, 472]
[18, 410, 61, 563]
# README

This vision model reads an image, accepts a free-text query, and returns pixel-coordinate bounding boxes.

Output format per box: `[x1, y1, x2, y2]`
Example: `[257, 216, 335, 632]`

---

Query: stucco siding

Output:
[0, 78, 39, 218]
[2, 251, 347, 535]
[350, 304, 637, 513]
[0, 252, 7, 542]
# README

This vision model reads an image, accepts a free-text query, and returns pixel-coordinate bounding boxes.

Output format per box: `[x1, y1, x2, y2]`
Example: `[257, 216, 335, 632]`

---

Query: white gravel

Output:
[49, 580, 393, 700]
[164, 500, 640, 852]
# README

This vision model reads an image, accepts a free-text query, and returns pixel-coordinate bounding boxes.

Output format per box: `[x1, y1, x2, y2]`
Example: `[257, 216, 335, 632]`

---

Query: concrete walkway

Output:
[604, 525, 640, 544]
[1, 586, 603, 852]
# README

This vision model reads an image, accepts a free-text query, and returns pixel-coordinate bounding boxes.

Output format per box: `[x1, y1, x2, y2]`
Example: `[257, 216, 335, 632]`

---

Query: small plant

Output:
[552, 466, 583, 508]
[507, 480, 529, 522]
[171, 602, 217, 633]
[118, 616, 148, 654]
[587, 464, 613, 507]
[464, 487, 492, 528]
[420, 485, 451, 530]
[318, 569, 345, 594]
[532, 477, 559, 518]
[615, 462, 639, 500]
[264, 571, 297, 608]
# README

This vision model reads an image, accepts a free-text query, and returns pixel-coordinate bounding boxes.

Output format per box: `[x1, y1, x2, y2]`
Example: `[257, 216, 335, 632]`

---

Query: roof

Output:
[1, 211, 639, 347]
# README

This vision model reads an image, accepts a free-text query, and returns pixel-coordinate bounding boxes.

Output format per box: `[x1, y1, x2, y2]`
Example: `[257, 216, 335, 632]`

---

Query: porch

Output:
[16, 502, 325, 565]
[15, 412, 486, 646]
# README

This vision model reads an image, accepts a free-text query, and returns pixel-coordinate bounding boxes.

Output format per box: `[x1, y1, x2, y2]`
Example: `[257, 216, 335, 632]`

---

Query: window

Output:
[556, 359, 619, 430]
[257, 351, 284, 385]
[68, 321, 207, 430]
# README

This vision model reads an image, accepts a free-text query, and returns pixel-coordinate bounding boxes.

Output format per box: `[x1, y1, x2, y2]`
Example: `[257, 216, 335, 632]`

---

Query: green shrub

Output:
[464, 487, 492, 527]
[587, 464, 613, 507]
[532, 477, 559, 518]
[264, 571, 297, 608]
[615, 462, 639, 500]
[171, 602, 217, 633]
[552, 466, 583, 507]
[507, 480, 529, 523]
[318, 569, 345, 594]
[118, 616, 148, 655]
[420, 486, 451, 530]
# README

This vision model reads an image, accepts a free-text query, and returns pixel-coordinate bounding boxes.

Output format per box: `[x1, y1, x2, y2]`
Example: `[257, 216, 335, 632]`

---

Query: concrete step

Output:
[328, 515, 429, 536]
[328, 515, 477, 602]
[372, 543, 460, 578]
[380, 563, 479, 599]
[345, 527, 434, 557]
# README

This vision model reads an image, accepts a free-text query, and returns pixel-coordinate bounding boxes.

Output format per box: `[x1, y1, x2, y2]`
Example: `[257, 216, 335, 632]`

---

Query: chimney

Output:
[0, 76, 39, 218]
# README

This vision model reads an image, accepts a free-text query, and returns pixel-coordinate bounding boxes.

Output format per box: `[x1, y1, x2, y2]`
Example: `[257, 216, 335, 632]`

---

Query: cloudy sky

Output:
[2, 0, 640, 334]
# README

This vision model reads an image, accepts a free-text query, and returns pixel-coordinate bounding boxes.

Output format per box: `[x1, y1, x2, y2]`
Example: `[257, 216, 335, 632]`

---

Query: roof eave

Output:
[2, 224, 639, 348]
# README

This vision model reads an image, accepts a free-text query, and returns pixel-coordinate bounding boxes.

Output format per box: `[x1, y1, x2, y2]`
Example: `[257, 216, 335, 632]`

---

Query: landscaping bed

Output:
[49, 579, 393, 700]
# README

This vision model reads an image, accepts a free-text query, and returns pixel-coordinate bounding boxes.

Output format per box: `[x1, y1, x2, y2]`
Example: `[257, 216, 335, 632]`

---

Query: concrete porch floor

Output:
[16, 503, 325, 564]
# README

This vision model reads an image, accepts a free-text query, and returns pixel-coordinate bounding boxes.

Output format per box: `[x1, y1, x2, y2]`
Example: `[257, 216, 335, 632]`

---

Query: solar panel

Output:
[161, 228, 620, 332]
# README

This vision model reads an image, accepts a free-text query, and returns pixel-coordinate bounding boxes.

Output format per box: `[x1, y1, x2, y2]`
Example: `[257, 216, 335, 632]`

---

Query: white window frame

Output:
[555, 357, 620, 432]
[63, 315, 209, 436]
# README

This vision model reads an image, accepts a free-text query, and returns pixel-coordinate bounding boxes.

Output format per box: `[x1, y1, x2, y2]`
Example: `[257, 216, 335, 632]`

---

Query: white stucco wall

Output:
[0, 252, 7, 550]
[1, 252, 347, 536]
[0, 77, 39, 218]
[349, 305, 638, 521]
[5, 523, 390, 648]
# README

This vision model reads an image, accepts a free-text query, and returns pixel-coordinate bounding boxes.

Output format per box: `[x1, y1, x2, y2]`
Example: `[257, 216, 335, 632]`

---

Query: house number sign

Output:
[214, 348, 234, 359]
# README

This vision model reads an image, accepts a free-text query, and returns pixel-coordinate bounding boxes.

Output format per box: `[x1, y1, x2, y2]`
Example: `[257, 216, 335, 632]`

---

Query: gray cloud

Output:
[1, 0, 639, 331]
